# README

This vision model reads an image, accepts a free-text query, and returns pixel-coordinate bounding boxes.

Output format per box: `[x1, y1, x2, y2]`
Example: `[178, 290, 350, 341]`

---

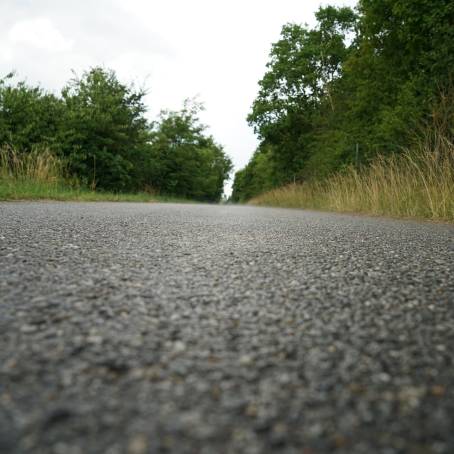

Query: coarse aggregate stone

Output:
[0, 201, 453, 454]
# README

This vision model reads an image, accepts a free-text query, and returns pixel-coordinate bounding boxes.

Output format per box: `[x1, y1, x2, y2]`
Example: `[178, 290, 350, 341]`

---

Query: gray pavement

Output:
[0, 202, 453, 454]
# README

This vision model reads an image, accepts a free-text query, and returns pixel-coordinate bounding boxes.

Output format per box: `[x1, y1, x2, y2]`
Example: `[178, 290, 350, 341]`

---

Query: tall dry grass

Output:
[0, 146, 64, 185]
[0, 146, 73, 200]
[250, 134, 454, 221]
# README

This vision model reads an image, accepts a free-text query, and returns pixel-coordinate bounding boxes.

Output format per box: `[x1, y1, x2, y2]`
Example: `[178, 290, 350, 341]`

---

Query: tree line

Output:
[231, 0, 454, 202]
[0, 68, 232, 201]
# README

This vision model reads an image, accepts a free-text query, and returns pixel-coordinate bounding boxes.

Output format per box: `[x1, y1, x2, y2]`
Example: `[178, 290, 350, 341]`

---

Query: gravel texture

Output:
[0, 201, 453, 454]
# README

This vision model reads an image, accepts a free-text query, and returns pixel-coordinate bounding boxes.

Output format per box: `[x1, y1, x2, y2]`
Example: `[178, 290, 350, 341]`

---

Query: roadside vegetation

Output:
[250, 132, 454, 221]
[0, 147, 193, 202]
[0, 68, 232, 202]
[232, 0, 454, 221]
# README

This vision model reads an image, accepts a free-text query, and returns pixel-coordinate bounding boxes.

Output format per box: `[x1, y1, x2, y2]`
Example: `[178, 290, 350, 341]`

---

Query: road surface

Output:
[1, 202, 453, 453]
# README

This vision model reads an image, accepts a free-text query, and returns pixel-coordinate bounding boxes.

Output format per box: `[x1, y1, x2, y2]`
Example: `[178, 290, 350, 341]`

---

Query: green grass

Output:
[250, 133, 454, 222]
[0, 179, 156, 202]
[0, 178, 197, 203]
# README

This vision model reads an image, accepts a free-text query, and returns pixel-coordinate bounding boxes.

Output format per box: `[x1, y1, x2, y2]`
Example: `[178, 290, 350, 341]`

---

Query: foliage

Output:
[233, 0, 454, 202]
[0, 68, 232, 200]
[59, 67, 149, 191]
[0, 72, 63, 152]
[145, 101, 232, 201]
[231, 145, 280, 202]
[245, 6, 357, 181]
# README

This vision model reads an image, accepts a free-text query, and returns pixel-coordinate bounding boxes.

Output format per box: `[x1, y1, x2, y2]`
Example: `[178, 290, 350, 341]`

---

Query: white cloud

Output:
[8, 17, 73, 52]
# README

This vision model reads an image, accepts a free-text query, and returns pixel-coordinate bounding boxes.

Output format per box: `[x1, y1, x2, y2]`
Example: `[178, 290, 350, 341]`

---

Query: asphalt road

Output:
[1, 202, 453, 454]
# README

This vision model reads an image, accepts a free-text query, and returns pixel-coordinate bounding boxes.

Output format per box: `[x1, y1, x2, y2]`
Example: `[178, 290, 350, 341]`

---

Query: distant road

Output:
[1, 202, 453, 453]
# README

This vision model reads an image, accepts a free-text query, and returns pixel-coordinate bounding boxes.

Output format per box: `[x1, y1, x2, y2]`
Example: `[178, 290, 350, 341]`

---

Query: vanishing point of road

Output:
[1, 202, 453, 453]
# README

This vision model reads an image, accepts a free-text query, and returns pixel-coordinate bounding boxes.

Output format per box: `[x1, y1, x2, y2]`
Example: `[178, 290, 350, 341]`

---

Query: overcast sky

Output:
[0, 0, 357, 194]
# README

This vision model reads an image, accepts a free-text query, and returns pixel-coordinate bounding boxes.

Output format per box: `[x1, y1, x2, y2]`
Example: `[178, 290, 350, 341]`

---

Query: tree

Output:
[0, 72, 62, 152]
[147, 101, 232, 201]
[247, 7, 357, 182]
[59, 67, 150, 190]
[231, 145, 277, 202]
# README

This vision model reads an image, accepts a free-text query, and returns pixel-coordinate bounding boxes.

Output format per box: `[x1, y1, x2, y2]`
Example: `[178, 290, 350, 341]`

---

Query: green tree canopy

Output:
[247, 6, 357, 179]
[148, 101, 232, 202]
[0, 72, 62, 152]
[59, 67, 150, 190]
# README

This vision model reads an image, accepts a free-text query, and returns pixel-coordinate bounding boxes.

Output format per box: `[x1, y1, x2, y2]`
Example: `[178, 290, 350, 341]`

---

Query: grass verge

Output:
[0, 147, 188, 203]
[0, 181, 157, 202]
[249, 134, 454, 222]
